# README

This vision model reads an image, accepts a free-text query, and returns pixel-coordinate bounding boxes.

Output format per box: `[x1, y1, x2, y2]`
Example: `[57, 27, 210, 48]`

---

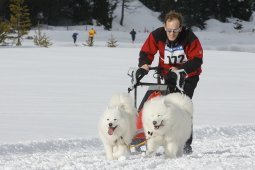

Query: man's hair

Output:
[164, 11, 183, 27]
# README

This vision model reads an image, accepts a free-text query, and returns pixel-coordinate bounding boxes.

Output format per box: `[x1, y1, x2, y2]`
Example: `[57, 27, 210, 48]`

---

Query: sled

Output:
[127, 67, 186, 152]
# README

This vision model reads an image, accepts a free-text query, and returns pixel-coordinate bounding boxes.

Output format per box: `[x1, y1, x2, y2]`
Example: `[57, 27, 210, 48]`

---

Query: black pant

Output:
[131, 36, 135, 42]
[73, 38, 77, 44]
[166, 75, 199, 99]
[166, 75, 199, 146]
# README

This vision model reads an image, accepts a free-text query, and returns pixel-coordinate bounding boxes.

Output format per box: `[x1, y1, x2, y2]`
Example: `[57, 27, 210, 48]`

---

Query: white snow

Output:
[1, 1, 255, 169]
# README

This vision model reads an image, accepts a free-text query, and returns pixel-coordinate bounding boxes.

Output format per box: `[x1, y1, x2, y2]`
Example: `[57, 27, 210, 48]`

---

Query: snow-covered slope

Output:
[112, 0, 162, 32]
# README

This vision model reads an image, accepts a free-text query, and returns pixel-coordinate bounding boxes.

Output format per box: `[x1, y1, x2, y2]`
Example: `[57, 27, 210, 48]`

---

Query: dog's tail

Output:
[107, 92, 136, 115]
[164, 93, 193, 118]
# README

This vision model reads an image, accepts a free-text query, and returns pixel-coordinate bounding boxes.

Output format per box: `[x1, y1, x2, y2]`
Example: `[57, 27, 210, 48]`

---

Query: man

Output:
[136, 11, 203, 154]
[130, 28, 136, 43]
[88, 28, 96, 43]
[72, 32, 78, 44]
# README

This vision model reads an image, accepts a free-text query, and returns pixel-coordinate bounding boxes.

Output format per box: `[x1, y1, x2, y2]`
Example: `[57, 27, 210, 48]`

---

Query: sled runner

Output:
[127, 67, 186, 152]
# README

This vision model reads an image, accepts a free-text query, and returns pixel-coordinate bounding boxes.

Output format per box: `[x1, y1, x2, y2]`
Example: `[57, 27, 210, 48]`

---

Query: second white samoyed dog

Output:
[98, 93, 136, 160]
[142, 92, 193, 158]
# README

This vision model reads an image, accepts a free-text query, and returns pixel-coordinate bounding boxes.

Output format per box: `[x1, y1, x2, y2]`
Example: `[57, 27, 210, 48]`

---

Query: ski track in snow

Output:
[1, 125, 255, 170]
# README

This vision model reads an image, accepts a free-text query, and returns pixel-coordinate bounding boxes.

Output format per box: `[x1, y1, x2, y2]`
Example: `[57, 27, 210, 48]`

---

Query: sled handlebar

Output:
[127, 66, 186, 92]
[127, 67, 162, 93]
[127, 66, 186, 108]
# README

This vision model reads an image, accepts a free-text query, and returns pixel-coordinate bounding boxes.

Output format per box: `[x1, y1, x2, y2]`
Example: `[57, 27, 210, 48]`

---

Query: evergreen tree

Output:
[33, 23, 52, 48]
[217, 0, 232, 22]
[158, 0, 177, 22]
[9, 0, 31, 46]
[107, 34, 118, 47]
[0, 17, 11, 45]
[86, 37, 94, 47]
[93, 0, 117, 30]
[178, 0, 208, 29]
[230, 0, 252, 21]
[72, 0, 93, 25]
[159, 0, 208, 29]
[234, 19, 243, 31]
[139, 0, 160, 11]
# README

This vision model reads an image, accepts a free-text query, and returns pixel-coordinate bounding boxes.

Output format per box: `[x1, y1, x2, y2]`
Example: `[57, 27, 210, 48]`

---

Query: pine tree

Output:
[183, 0, 208, 29]
[139, 0, 160, 11]
[234, 19, 243, 31]
[230, 0, 252, 21]
[33, 24, 52, 48]
[107, 34, 118, 47]
[86, 37, 94, 47]
[159, 0, 208, 29]
[0, 17, 11, 45]
[217, 0, 232, 22]
[93, 0, 117, 30]
[9, 0, 31, 46]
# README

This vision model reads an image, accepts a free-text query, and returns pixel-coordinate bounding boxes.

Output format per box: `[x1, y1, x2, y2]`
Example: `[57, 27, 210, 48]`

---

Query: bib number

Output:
[164, 45, 187, 65]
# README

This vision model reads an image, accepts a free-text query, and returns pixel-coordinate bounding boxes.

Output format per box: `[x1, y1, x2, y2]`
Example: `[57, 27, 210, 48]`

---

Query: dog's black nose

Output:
[109, 123, 113, 127]
[153, 121, 157, 125]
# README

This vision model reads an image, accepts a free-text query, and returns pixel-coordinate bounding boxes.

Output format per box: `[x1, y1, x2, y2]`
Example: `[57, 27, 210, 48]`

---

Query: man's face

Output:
[164, 19, 182, 41]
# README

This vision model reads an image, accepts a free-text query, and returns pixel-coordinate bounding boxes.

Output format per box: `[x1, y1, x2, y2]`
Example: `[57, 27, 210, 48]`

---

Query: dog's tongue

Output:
[108, 128, 114, 135]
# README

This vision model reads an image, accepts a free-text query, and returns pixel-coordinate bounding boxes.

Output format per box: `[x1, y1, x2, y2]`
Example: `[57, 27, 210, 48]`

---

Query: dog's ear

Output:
[163, 98, 174, 108]
[117, 104, 125, 111]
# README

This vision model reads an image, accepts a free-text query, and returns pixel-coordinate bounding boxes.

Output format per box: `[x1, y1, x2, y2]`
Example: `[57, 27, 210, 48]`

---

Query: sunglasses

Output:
[165, 27, 181, 33]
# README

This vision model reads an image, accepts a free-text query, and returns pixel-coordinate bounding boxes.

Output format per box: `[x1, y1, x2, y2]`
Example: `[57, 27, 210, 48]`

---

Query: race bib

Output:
[164, 45, 187, 65]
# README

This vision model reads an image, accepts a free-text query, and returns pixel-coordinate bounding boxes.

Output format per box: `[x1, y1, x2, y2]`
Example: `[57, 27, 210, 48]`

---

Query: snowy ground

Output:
[1, 125, 255, 170]
[1, 1, 255, 169]
[0, 43, 255, 169]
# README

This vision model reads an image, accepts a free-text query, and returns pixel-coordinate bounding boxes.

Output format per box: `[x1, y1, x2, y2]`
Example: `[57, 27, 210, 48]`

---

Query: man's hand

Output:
[166, 70, 178, 86]
[136, 67, 148, 83]
[141, 64, 150, 71]
[166, 68, 187, 91]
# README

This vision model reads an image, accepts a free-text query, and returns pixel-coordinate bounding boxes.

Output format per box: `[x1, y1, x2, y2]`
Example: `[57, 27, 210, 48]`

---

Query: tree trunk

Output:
[120, 0, 124, 26]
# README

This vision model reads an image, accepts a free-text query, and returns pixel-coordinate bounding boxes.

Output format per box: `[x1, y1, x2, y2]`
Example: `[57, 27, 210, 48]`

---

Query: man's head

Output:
[164, 11, 183, 41]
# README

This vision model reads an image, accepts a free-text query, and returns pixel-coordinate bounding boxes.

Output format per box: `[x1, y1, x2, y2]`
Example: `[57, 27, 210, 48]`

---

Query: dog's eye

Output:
[114, 119, 117, 121]
[107, 119, 109, 121]
[157, 115, 161, 117]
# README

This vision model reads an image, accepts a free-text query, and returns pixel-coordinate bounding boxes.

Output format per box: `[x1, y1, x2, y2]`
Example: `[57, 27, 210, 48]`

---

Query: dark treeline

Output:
[1, 0, 117, 30]
[140, 0, 254, 29]
[0, 0, 254, 30]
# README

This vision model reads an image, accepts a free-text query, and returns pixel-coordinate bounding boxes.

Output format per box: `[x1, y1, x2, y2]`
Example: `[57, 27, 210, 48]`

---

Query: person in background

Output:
[135, 11, 203, 154]
[88, 28, 96, 43]
[130, 28, 136, 43]
[72, 32, 78, 44]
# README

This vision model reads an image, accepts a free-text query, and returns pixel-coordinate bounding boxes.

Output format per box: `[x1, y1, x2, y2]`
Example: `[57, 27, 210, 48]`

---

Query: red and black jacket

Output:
[139, 27, 203, 77]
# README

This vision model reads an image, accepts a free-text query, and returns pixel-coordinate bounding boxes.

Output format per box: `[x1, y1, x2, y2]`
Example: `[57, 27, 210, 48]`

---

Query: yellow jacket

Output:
[88, 29, 96, 38]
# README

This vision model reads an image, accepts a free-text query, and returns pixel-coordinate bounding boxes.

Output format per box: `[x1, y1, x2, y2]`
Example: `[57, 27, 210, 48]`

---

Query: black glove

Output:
[166, 70, 177, 86]
[166, 70, 186, 90]
[136, 68, 148, 83]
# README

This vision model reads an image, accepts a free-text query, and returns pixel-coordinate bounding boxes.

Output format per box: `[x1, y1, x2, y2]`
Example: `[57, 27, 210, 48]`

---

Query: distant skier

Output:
[88, 28, 96, 44]
[130, 28, 136, 43]
[72, 32, 78, 44]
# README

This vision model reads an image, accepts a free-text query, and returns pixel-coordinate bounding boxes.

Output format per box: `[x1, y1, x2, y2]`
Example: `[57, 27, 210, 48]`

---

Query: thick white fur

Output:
[142, 92, 193, 158]
[98, 93, 136, 160]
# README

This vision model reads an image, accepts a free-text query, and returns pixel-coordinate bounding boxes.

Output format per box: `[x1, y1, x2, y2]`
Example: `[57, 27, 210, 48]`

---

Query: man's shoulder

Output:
[180, 26, 198, 44]
[151, 27, 167, 43]
[152, 27, 165, 34]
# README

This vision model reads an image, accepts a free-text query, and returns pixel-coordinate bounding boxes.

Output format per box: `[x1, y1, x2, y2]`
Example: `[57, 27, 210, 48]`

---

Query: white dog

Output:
[142, 92, 193, 158]
[98, 93, 136, 160]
